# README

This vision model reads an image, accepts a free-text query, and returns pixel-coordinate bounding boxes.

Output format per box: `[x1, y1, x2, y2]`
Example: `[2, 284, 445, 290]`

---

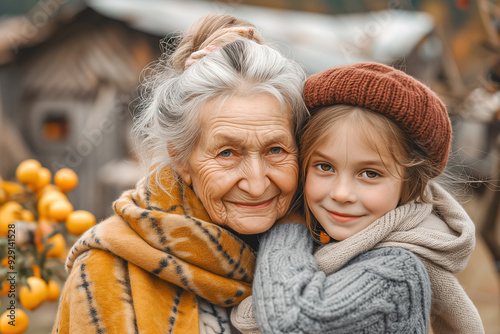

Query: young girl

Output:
[231, 63, 484, 333]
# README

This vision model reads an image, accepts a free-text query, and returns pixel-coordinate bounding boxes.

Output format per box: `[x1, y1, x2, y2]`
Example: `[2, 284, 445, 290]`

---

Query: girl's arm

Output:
[253, 223, 431, 334]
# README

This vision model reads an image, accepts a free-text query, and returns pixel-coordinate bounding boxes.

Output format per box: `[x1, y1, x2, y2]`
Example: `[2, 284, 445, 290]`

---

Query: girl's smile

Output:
[326, 210, 364, 223]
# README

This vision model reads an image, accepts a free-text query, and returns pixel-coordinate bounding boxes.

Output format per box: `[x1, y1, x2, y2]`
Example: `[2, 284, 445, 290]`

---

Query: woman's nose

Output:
[329, 176, 357, 203]
[237, 156, 271, 197]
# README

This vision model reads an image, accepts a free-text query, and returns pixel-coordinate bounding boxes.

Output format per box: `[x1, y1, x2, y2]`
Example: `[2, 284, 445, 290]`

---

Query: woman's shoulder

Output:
[68, 248, 121, 276]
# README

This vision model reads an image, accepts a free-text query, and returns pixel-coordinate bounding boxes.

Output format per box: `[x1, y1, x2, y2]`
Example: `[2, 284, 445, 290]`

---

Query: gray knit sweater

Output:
[251, 223, 431, 334]
[231, 182, 483, 334]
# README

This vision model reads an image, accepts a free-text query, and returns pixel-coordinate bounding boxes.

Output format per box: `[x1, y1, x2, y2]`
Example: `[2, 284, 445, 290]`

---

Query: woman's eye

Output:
[269, 147, 283, 154]
[219, 149, 232, 158]
[316, 164, 333, 172]
[361, 170, 379, 178]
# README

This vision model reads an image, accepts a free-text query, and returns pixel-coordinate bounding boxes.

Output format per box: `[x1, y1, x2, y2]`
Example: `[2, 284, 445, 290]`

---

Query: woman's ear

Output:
[168, 143, 192, 186]
[174, 163, 192, 186]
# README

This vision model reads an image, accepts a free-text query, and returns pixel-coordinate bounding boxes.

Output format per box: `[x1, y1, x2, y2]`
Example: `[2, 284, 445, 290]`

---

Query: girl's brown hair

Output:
[297, 105, 441, 237]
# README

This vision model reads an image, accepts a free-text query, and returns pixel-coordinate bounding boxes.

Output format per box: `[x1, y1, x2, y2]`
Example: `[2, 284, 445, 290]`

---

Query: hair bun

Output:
[171, 13, 265, 71]
[184, 26, 264, 69]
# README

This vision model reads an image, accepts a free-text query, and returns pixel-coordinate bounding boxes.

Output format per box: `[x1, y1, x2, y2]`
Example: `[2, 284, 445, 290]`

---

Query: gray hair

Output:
[133, 39, 308, 191]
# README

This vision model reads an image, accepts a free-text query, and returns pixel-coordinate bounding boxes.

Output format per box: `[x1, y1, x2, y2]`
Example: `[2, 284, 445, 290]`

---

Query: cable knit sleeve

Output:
[252, 223, 432, 334]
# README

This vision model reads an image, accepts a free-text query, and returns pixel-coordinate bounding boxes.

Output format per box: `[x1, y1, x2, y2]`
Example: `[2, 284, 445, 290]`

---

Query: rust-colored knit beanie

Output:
[304, 62, 451, 175]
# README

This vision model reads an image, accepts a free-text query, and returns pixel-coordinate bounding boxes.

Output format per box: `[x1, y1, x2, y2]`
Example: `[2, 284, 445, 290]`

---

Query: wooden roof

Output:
[1, 7, 158, 98]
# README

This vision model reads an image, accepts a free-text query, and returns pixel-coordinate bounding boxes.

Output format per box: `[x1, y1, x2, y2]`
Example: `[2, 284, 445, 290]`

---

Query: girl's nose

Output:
[329, 176, 357, 203]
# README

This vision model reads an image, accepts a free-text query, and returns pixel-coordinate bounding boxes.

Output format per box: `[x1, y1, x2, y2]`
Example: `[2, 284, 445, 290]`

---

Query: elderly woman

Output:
[52, 13, 308, 334]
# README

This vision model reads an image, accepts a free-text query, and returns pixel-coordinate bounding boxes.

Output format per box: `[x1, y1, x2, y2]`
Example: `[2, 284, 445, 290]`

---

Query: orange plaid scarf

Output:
[53, 167, 255, 333]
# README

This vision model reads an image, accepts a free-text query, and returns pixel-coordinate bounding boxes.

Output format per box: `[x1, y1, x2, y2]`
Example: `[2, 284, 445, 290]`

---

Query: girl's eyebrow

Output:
[312, 150, 386, 168]
[310, 151, 332, 161]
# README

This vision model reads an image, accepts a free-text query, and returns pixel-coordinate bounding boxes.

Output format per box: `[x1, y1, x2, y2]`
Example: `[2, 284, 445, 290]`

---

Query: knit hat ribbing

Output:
[304, 63, 452, 175]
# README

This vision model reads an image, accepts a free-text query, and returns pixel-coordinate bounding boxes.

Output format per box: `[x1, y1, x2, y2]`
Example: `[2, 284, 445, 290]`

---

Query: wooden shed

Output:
[0, 4, 161, 219]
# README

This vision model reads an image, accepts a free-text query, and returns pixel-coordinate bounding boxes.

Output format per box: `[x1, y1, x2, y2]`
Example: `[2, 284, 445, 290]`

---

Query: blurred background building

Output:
[0, 0, 499, 332]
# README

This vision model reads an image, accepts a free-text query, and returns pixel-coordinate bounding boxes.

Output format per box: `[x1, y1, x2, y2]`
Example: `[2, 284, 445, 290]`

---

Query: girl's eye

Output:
[361, 170, 379, 178]
[316, 164, 333, 172]
[269, 147, 283, 154]
[219, 149, 232, 158]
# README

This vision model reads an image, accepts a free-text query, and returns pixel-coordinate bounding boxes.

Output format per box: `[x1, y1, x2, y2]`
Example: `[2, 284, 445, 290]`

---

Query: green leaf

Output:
[42, 231, 58, 243]
[40, 243, 54, 265]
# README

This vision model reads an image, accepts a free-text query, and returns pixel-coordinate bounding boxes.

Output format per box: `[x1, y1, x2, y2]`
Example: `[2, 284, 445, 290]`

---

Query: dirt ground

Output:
[457, 186, 500, 334]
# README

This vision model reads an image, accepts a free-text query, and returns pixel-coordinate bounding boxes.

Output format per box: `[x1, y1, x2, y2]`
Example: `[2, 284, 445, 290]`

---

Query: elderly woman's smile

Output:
[231, 200, 274, 209]
[176, 93, 299, 234]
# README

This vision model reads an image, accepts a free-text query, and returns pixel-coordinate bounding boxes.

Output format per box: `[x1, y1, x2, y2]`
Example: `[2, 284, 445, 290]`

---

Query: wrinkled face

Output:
[176, 94, 298, 234]
[305, 125, 403, 241]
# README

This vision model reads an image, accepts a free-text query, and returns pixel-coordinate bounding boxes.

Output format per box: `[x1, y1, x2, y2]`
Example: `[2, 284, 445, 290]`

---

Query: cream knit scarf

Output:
[53, 167, 255, 334]
[231, 182, 484, 334]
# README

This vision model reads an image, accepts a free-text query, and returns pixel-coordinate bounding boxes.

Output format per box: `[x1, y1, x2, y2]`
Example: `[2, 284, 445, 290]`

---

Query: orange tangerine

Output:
[19, 276, 48, 310]
[35, 184, 58, 199]
[40, 184, 59, 195]
[66, 210, 96, 236]
[37, 233, 66, 258]
[46, 280, 61, 301]
[0, 201, 23, 237]
[48, 200, 73, 221]
[20, 209, 35, 222]
[37, 191, 66, 219]
[32, 265, 41, 278]
[54, 168, 78, 192]
[0, 188, 6, 203]
[0, 281, 10, 295]
[16, 159, 42, 185]
[1, 181, 26, 202]
[0, 308, 29, 334]
[33, 167, 52, 190]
